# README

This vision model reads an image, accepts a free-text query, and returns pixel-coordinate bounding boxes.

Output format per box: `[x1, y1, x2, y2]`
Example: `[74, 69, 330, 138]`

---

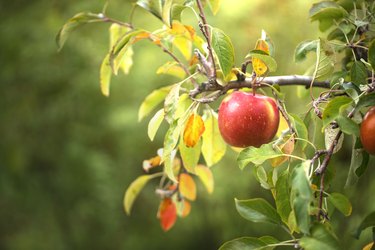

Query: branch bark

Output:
[189, 75, 330, 103]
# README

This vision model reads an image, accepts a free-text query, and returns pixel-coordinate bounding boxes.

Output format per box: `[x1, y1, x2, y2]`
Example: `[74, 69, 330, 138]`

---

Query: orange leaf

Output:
[179, 173, 196, 201]
[133, 31, 151, 43]
[142, 155, 161, 172]
[180, 200, 191, 218]
[158, 198, 177, 231]
[195, 164, 214, 194]
[183, 114, 205, 147]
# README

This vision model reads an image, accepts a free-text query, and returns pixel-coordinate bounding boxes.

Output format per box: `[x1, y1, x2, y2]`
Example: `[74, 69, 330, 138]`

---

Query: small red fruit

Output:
[360, 106, 375, 155]
[218, 91, 280, 148]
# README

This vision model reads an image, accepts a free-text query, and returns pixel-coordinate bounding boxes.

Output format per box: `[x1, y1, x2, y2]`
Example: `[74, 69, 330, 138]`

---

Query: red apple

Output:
[218, 91, 280, 148]
[360, 106, 375, 155]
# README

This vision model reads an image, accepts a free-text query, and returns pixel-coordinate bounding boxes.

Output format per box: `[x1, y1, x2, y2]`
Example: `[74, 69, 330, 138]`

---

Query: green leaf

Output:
[171, 4, 187, 22]
[179, 137, 201, 173]
[124, 174, 160, 215]
[247, 50, 277, 73]
[309, 1, 348, 22]
[256, 166, 270, 190]
[208, 0, 221, 15]
[202, 110, 227, 167]
[354, 93, 375, 113]
[162, 0, 173, 27]
[336, 116, 359, 136]
[299, 224, 340, 250]
[237, 144, 283, 170]
[327, 193, 352, 216]
[148, 109, 165, 141]
[56, 12, 105, 51]
[295, 40, 318, 62]
[219, 236, 278, 250]
[324, 125, 344, 154]
[138, 85, 173, 122]
[136, 0, 163, 21]
[100, 54, 112, 97]
[163, 120, 181, 182]
[355, 211, 375, 239]
[368, 39, 375, 70]
[235, 198, 282, 225]
[211, 28, 235, 80]
[345, 136, 370, 187]
[290, 113, 309, 151]
[351, 61, 368, 86]
[110, 29, 145, 74]
[164, 84, 181, 123]
[275, 171, 291, 224]
[314, 39, 335, 80]
[291, 161, 313, 234]
[322, 96, 352, 130]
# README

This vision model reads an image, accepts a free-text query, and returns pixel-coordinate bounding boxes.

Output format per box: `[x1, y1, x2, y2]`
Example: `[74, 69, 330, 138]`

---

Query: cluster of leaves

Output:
[57, 0, 375, 249]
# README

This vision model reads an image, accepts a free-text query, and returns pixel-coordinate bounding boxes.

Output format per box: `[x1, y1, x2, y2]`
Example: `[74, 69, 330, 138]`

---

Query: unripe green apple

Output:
[360, 106, 375, 155]
[218, 91, 280, 148]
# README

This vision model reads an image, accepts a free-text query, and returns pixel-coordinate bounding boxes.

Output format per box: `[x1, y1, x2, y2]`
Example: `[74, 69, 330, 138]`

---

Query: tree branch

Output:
[189, 75, 330, 103]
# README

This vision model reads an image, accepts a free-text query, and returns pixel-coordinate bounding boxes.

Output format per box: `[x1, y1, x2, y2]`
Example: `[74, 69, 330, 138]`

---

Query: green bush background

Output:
[1, 0, 374, 249]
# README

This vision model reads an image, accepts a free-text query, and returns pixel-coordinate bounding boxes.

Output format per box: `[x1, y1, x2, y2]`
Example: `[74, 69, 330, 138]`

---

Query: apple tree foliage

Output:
[57, 0, 375, 249]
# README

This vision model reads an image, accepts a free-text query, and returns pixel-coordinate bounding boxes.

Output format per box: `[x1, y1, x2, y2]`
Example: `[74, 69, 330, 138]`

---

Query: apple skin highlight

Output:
[218, 91, 280, 148]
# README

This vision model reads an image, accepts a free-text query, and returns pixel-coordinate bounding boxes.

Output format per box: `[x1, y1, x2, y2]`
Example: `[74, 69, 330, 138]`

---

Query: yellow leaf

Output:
[276, 114, 289, 137]
[363, 242, 374, 250]
[183, 114, 205, 148]
[195, 164, 214, 194]
[143, 155, 161, 172]
[179, 173, 196, 201]
[157, 61, 186, 79]
[178, 200, 191, 218]
[252, 35, 270, 76]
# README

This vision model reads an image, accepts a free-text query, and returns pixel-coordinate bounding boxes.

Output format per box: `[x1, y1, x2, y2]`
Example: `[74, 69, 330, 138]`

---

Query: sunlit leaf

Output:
[195, 164, 214, 194]
[179, 173, 197, 201]
[247, 50, 277, 75]
[136, 0, 163, 21]
[219, 236, 279, 250]
[100, 54, 112, 97]
[368, 39, 375, 70]
[162, 0, 173, 27]
[299, 224, 340, 250]
[164, 84, 181, 123]
[138, 85, 173, 121]
[235, 198, 282, 225]
[183, 114, 205, 148]
[179, 137, 201, 173]
[211, 28, 235, 81]
[208, 0, 221, 15]
[354, 211, 375, 239]
[314, 38, 335, 80]
[171, 4, 187, 22]
[177, 200, 191, 218]
[271, 136, 295, 167]
[328, 193, 352, 216]
[251, 36, 271, 76]
[275, 171, 291, 224]
[143, 155, 161, 172]
[158, 198, 177, 231]
[237, 144, 283, 170]
[110, 29, 146, 74]
[202, 110, 226, 166]
[56, 12, 105, 51]
[157, 61, 186, 79]
[174, 37, 192, 60]
[163, 121, 181, 182]
[148, 109, 165, 141]
[363, 242, 374, 250]
[291, 161, 313, 234]
[124, 174, 159, 215]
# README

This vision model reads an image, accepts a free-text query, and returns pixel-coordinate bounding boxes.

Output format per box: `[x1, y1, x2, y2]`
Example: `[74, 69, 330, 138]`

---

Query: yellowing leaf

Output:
[276, 114, 289, 137]
[124, 174, 157, 215]
[179, 173, 197, 201]
[183, 114, 205, 148]
[271, 136, 295, 167]
[100, 54, 112, 97]
[208, 0, 221, 15]
[363, 242, 374, 250]
[143, 155, 161, 172]
[177, 200, 191, 218]
[174, 36, 192, 60]
[195, 164, 214, 194]
[148, 109, 165, 141]
[253, 38, 270, 76]
[157, 61, 186, 79]
[157, 198, 177, 231]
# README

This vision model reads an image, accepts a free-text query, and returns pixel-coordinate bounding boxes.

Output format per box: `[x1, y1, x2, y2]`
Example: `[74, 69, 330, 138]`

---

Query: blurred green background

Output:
[1, 0, 374, 249]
